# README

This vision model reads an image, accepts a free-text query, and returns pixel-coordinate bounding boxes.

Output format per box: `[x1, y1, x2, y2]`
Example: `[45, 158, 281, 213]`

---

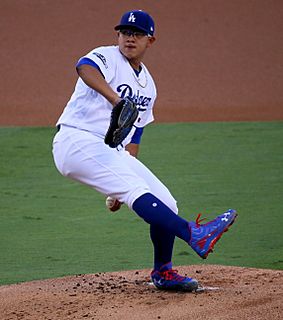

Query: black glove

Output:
[104, 97, 138, 148]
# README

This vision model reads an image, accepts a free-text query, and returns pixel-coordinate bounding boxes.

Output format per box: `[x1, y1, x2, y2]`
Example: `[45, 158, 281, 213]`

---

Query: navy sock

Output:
[132, 193, 190, 243]
[150, 225, 175, 271]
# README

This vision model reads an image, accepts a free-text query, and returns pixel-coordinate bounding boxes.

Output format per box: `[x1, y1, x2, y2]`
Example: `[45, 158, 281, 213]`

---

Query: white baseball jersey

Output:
[57, 45, 157, 146]
[53, 45, 177, 210]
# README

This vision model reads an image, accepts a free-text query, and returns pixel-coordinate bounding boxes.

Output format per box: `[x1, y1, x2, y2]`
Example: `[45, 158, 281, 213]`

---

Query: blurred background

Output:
[1, 0, 283, 125]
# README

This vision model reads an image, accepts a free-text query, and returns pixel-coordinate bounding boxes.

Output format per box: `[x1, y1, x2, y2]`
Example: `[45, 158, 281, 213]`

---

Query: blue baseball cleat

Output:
[151, 263, 199, 292]
[188, 209, 237, 259]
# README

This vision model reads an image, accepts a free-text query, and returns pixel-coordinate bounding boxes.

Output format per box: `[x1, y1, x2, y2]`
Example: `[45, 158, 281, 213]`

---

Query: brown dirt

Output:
[0, 0, 283, 125]
[1, 1, 283, 319]
[1, 265, 282, 320]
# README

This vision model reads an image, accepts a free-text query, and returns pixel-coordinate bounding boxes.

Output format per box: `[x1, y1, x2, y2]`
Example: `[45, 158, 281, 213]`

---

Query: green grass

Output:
[0, 122, 282, 285]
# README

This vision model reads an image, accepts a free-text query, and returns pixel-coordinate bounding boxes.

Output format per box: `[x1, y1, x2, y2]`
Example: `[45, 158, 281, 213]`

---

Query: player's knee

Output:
[124, 187, 151, 209]
[167, 199, 178, 215]
[150, 193, 178, 214]
[129, 191, 178, 216]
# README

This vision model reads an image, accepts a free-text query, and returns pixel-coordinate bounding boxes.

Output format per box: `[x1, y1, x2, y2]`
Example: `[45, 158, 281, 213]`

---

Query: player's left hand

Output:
[104, 97, 138, 148]
[105, 196, 123, 212]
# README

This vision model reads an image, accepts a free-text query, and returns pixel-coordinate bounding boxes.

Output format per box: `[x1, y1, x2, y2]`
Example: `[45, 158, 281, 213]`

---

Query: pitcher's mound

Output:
[1, 265, 282, 320]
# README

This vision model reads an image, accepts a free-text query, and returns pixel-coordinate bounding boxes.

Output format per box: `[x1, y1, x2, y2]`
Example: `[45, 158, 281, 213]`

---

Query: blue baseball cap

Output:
[114, 10, 155, 36]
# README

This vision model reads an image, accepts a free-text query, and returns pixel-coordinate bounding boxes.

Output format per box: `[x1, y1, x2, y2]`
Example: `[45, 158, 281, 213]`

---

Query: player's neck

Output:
[128, 59, 142, 72]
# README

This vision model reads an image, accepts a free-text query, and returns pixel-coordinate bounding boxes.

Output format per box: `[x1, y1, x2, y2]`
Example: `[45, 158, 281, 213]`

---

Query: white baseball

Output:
[106, 196, 116, 208]
[105, 196, 122, 212]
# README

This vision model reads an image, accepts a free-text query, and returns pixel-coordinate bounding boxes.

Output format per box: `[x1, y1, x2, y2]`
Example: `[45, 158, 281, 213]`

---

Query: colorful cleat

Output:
[188, 209, 237, 259]
[151, 263, 198, 292]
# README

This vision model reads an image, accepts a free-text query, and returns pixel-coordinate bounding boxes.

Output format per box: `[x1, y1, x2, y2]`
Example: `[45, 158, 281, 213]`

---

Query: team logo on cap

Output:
[128, 12, 136, 22]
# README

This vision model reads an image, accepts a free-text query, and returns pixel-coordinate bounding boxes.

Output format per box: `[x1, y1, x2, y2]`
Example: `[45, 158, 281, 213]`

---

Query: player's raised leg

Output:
[132, 193, 237, 259]
[119, 153, 237, 289]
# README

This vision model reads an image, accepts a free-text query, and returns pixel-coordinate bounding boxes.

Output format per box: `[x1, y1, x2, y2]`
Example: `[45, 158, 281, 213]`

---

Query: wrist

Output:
[109, 95, 121, 106]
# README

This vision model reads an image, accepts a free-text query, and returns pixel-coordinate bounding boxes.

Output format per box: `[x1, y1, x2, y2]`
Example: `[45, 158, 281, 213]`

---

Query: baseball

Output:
[105, 196, 122, 212]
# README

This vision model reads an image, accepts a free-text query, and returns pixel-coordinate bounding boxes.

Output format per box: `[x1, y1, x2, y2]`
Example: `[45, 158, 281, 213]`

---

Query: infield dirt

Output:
[1, 265, 282, 320]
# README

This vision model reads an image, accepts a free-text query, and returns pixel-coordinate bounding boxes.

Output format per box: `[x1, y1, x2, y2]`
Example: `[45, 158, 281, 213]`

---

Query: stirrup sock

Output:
[150, 225, 175, 271]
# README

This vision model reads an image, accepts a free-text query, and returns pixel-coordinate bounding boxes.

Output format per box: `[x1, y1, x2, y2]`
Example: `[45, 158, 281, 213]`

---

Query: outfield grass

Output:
[0, 122, 282, 285]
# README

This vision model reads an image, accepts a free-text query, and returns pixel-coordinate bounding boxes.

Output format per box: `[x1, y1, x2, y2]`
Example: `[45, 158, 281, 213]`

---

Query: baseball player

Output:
[52, 10, 237, 292]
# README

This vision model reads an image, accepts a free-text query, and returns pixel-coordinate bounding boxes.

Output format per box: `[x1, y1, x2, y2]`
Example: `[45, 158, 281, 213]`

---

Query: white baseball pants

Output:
[52, 125, 178, 213]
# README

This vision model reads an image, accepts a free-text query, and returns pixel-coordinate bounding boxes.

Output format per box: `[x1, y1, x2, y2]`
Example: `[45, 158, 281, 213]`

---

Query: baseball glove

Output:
[105, 97, 138, 148]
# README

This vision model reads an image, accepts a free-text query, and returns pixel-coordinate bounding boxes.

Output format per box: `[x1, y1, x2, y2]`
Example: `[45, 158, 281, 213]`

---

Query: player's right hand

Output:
[105, 196, 123, 212]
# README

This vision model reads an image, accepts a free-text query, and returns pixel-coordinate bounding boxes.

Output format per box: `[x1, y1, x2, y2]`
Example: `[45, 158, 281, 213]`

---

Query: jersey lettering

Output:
[93, 52, 108, 69]
[117, 84, 151, 111]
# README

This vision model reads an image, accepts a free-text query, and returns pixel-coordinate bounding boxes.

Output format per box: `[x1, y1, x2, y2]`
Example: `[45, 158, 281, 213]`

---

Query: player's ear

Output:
[147, 36, 156, 47]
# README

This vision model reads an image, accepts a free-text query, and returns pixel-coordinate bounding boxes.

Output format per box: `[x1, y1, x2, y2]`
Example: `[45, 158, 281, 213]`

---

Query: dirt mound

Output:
[0, 265, 282, 320]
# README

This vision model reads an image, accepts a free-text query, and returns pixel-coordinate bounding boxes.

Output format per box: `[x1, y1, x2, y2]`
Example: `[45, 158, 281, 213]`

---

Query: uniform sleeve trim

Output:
[76, 57, 105, 78]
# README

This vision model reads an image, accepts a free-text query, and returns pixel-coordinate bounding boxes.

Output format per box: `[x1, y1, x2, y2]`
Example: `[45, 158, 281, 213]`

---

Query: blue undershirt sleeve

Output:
[130, 127, 144, 144]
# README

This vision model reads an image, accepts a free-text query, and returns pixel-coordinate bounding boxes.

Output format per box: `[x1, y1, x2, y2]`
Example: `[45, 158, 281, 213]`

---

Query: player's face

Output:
[117, 29, 155, 65]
